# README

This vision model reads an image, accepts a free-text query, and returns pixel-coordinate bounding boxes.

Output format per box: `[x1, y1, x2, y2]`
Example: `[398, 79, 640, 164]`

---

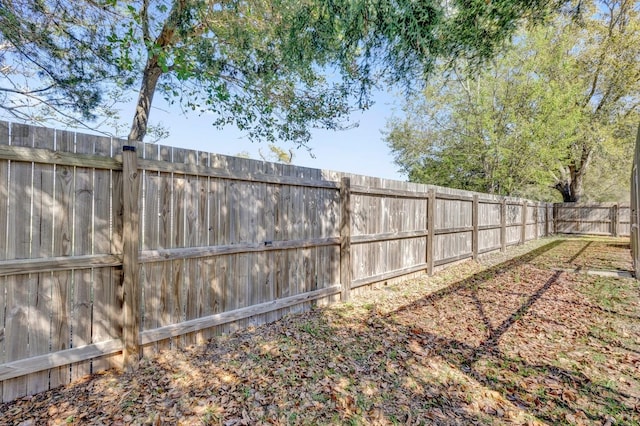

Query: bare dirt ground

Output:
[1, 236, 639, 425]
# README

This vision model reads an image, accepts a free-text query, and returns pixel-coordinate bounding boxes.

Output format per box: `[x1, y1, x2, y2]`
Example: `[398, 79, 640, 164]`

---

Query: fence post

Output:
[521, 201, 527, 244]
[633, 123, 640, 279]
[500, 199, 506, 252]
[472, 195, 479, 260]
[122, 145, 141, 369]
[340, 177, 352, 302]
[427, 189, 436, 274]
[613, 204, 619, 237]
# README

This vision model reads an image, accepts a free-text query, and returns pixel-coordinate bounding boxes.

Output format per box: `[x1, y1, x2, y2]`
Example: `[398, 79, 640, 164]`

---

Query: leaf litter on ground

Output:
[1, 236, 638, 425]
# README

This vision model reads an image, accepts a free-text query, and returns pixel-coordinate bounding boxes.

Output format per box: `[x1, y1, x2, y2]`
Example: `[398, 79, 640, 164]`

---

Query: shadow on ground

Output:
[1, 238, 638, 425]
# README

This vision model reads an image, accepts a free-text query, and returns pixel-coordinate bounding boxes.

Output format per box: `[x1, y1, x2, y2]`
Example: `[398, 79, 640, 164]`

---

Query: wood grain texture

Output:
[340, 177, 352, 301]
[472, 196, 479, 260]
[140, 285, 341, 345]
[141, 144, 160, 356]
[0, 144, 121, 170]
[138, 237, 339, 263]
[0, 339, 122, 382]
[139, 157, 339, 189]
[3, 123, 35, 401]
[632, 124, 640, 278]
[0, 254, 121, 277]
[427, 189, 435, 275]
[24, 125, 54, 395]
[91, 135, 121, 372]
[0, 122, 8, 399]
[71, 133, 95, 380]
[121, 147, 141, 368]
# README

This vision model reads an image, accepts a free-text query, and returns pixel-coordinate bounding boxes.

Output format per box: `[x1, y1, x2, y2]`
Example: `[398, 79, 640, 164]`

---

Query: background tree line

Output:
[2, 0, 637, 201]
[385, 0, 639, 202]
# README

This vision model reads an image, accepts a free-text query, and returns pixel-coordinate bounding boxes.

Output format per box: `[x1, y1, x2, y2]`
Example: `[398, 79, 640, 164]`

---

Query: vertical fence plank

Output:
[531, 203, 536, 239]
[156, 145, 172, 351]
[545, 204, 550, 236]
[472, 195, 479, 260]
[208, 172, 224, 337]
[122, 146, 141, 369]
[174, 149, 189, 341]
[50, 129, 73, 391]
[0, 122, 8, 400]
[27, 126, 54, 395]
[500, 199, 507, 252]
[71, 133, 94, 381]
[520, 202, 527, 244]
[427, 189, 435, 274]
[195, 153, 209, 342]
[183, 150, 200, 345]
[613, 204, 619, 237]
[92, 135, 120, 372]
[262, 165, 276, 317]
[3, 123, 33, 402]
[632, 123, 640, 279]
[142, 144, 159, 356]
[340, 177, 351, 301]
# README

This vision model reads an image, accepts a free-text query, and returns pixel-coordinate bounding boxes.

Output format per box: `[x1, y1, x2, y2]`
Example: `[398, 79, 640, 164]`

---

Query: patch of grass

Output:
[590, 351, 607, 364]
[201, 406, 222, 425]
[347, 415, 364, 426]
[298, 320, 321, 337]
[602, 397, 635, 422]
[581, 277, 625, 309]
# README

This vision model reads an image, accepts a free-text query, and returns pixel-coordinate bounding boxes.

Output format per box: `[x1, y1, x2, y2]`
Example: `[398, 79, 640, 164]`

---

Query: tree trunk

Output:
[554, 144, 593, 202]
[555, 177, 584, 202]
[127, 2, 180, 143]
[570, 168, 584, 203]
[128, 60, 163, 142]
[555, 181, 575, 202]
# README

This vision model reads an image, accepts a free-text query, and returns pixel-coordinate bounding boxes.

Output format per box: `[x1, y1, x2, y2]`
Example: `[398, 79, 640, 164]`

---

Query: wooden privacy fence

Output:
[0, 122, 555, 402]
[554, 203, 630, 237]
[631, 124, 640, 278]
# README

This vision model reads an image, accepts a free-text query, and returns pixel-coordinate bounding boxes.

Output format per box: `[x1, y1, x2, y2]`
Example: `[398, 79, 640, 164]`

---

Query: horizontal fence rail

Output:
[0, 120, 623, 403]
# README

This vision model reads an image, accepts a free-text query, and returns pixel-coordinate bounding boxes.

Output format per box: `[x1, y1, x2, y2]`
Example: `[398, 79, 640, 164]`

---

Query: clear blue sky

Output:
[145, 88, 407, 181]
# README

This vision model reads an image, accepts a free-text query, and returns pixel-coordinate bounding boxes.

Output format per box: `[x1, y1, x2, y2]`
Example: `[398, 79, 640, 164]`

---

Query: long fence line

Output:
[0, 121, 625, 403]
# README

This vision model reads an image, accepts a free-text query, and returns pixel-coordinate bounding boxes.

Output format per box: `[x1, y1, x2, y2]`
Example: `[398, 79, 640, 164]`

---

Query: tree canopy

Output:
[385, 0, 640, 202]
[0, 1, 119, 127]
[1, 0, 558, 144]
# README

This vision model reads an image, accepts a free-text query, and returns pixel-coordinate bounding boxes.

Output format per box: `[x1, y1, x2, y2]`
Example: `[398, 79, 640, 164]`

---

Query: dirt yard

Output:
[1, 236, 639, 425]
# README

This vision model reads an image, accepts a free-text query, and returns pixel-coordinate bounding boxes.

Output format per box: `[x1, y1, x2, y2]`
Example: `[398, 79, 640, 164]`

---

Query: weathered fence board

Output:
[0, 121, 561, 402]
[630, 123, 640, 278]
[555, 203, 630, 237]
[28, 126, 54, 396]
